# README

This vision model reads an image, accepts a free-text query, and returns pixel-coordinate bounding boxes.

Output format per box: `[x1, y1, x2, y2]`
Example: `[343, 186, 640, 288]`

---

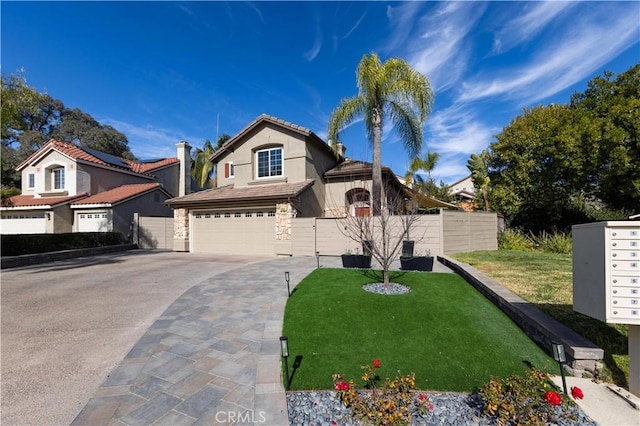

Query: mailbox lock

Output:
[613, 253, 617, 257]
[613, 279, 618, 283]
[613, 300, 618, 304]
[613, 290, 618, 294]
[613, 242, 617, 247]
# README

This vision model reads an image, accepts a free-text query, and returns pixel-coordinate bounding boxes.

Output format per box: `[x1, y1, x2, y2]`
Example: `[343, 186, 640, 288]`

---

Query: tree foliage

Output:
[467, 150, 491, 211]
[1, 72, 134, 186]
[191, 134, 230, 188]
[328, 53, 433, 216]
[488, 63, 639, 232]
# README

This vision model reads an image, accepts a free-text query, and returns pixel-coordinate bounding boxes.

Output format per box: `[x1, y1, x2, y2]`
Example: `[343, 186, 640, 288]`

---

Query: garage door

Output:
[191, 208, 276, 255]
[77, 212, 110, 232]
[0, 213, 46, 234]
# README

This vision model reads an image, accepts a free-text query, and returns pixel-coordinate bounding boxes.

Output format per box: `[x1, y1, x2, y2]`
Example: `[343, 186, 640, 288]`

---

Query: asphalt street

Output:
[1, 250, 266, 426]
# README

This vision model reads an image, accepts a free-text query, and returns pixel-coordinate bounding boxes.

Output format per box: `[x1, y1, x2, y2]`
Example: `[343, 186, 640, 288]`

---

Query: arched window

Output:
[345, 188, 371, 217]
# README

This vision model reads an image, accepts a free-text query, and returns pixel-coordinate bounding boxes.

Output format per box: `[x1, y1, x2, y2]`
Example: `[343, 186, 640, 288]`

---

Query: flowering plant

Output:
[571, 386, 584, 400]
[332, 359, 433, 425]
[479, 369, 579, 425]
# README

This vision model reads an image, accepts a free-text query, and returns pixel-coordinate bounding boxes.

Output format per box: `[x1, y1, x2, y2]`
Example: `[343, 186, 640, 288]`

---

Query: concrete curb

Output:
[1, 244, 138, 269]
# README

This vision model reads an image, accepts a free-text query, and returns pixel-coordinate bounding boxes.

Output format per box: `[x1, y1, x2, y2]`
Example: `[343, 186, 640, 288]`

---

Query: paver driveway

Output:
[1, 250, 267, 426]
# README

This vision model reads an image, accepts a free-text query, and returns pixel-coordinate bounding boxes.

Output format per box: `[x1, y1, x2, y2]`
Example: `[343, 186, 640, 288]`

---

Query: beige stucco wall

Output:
[215, 123, 328, 188]
[76, 163, 152, 194]
[151, 164, 181, 197]
[324, 179, 372, 217]
[22, 151, 78, 196]
[52, 205, 74, 233]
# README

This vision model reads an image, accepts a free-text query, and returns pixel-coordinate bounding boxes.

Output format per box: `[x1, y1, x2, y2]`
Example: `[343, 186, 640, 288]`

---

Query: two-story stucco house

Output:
[165, 114, 453, 256]
[0, 139, 189, 236]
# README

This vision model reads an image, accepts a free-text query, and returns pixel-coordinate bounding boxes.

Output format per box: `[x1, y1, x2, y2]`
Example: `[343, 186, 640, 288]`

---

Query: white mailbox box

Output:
[573, 221, 640, 324]
[573, 221, 640, 397]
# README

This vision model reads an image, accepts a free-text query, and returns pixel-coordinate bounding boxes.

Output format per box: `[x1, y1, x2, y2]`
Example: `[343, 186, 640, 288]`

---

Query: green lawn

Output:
[451, 250, 630, 387]
[282, 268, 557, 392]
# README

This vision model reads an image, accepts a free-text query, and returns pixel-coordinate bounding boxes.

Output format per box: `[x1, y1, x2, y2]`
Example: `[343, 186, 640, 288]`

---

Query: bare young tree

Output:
[329, 179, 424, 288]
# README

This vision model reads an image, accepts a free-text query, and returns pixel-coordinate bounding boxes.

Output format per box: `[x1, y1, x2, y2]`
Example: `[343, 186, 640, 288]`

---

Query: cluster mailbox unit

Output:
[572, 221, 640, 396]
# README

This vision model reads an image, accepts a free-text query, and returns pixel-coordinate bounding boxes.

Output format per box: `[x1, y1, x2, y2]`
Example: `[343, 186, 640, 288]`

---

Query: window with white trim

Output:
[52, 167, 65, 190]
[229, 162, 234, 178]
[27, 173, 35, 189]
[256, 147, 283, 178]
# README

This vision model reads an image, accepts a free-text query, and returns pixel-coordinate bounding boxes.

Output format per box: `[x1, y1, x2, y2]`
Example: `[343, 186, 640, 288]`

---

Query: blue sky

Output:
[2, 1, 639, 184]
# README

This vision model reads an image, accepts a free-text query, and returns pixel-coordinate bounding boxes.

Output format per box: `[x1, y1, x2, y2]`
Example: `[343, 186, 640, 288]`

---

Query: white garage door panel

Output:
[0, 214, 46, 234]
[77, 212, 110, 232]
[191, 210, 276, 255]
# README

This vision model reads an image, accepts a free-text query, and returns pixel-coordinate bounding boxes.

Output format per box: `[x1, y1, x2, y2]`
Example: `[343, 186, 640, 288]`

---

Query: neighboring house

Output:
[449, 175, 477, 211]
[165, 114, 456, 256]
[1, 139, 190, 236]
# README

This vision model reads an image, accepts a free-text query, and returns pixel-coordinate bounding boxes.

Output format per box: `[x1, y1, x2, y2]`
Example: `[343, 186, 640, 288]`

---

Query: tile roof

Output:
[2, 193, 89, 208]
[210, 114, 339, 162]
[17, 139, 178, 175]
[71, 183, 167, 206]
[324, 159, 393, 177]
[166, 179, 315, 207]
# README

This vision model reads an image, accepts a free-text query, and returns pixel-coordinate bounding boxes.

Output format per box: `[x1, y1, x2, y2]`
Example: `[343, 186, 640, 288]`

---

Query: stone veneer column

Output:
[275, 202, 296, 241]
[173, 208, 189, 251]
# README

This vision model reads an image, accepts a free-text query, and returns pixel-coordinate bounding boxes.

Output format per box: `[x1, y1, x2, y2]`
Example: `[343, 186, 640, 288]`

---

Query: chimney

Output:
[329, 139, 347, 158]
[176, 141, 192, 196]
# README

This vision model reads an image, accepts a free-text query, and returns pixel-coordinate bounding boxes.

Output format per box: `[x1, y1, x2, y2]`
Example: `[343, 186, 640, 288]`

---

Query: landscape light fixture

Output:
[316, 251, 320, 269]
[285, 271, 291, 297]
[552, 342, 568, 394]
[280, 336, 290, 390]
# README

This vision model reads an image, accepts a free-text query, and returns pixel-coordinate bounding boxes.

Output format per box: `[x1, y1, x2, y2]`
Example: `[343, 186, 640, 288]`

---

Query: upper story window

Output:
[27, 173, 35, 189]
[52, 167, 65, 190]
[224, 161, 235, 178]
[256, 147, 283, 178]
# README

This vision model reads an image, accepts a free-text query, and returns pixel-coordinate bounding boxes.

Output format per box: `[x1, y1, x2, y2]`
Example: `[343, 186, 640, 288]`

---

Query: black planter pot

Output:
[402, 240, 415, 258]
[400, 256, 434, 271]
[341, 254, 372, 269]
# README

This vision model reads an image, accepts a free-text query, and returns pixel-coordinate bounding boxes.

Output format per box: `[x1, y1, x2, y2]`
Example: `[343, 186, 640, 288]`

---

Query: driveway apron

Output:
[72, 256, 318, 426]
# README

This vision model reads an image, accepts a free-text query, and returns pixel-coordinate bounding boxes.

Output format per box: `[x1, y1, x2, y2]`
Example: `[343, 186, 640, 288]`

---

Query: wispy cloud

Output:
[304, 12, 323, 61]
[342, 11, 366, 39]
[383, 2, 425, 53]
[401, 2, 487, 93]
[424, 105, 497, 156]
[491, 1, 577, 54]
[460, 3, 639, 105]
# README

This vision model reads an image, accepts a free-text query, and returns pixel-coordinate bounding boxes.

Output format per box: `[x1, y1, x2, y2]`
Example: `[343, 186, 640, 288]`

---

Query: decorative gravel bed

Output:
[362, 282, 411, 295]
[286, 390, 598, 426]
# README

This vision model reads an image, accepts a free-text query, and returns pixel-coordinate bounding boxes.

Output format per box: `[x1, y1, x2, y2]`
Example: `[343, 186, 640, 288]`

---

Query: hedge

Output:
[1, 232, 127, 257]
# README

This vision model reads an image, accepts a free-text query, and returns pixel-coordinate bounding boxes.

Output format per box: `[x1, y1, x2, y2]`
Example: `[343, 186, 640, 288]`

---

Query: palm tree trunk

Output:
[372, 111, 383, 216]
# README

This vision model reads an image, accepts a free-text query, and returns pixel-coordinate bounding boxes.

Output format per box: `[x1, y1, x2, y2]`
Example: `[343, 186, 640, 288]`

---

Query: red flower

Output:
[334, 381, 350, 391]
[418, 393, 427, 401]
[571, 386, 584, 400]
[373, 359, 381, 368]
[545, 390, 561, 406]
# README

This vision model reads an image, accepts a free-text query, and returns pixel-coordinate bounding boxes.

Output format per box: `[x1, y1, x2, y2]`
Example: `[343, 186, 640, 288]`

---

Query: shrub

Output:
[1, 232, 127, 256]
[530, 231, 573, 254]
[333, 359, 433, 425]
[478, 369, 578, 425]
[498, 229, 534, 251]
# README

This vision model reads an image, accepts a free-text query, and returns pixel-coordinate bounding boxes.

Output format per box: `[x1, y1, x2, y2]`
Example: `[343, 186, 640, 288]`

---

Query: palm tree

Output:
[328, 53, 433, 215]
[191, 134, 230, 188]
[467, 150, 491, 211]
[405, 150, 440, 193]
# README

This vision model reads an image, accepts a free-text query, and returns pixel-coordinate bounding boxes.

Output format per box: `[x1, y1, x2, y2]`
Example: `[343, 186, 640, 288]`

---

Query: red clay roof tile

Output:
[71, 183, 165, 205]
[2, 193, 89, 208]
